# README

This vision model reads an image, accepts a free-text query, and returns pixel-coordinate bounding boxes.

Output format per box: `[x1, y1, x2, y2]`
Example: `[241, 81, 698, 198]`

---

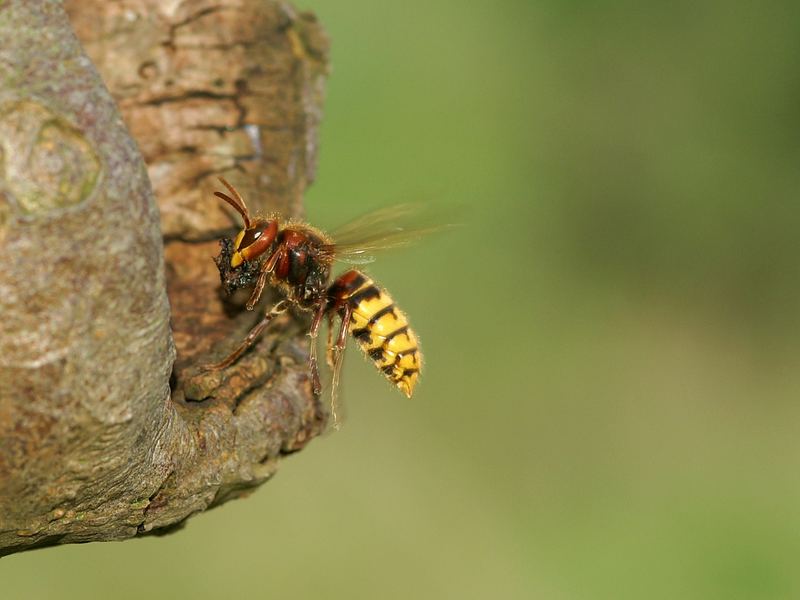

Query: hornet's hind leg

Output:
[328, 303, 352, 430]
[325, 311, 335, 368]
[307, 300, 328, 396]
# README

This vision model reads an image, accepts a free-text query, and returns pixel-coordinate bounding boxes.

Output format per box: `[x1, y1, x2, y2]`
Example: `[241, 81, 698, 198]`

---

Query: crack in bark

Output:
[133, 90, 240, 107]
[162, 228, 237, 244]
[172, 41, 258, 51]
[163, 5, 230, 51]
[137, 469, 176, 533]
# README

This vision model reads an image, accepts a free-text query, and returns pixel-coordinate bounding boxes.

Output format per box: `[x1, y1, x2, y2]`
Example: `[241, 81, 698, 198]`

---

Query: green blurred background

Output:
[6, 0, 800, 598]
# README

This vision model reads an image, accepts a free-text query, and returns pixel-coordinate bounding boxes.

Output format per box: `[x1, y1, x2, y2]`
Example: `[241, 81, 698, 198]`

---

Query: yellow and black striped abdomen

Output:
[343, 273, 421, 398]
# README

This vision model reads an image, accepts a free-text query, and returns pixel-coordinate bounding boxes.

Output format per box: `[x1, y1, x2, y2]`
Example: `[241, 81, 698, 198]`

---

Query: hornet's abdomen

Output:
[329, 270, 421, 397]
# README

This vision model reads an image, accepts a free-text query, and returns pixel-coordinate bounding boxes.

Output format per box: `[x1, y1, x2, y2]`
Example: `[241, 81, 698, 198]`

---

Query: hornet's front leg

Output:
[246, 248, 282, 311]
[202, 300, 289, 371]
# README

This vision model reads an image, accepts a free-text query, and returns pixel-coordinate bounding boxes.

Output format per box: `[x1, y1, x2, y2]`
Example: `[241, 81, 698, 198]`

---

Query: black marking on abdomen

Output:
[384, 326, 408, 343]
[368, 304, 396, 326]
[352, 327, 371, 342]
[337, 272, 367, 295]
[348, 284, 382, 306]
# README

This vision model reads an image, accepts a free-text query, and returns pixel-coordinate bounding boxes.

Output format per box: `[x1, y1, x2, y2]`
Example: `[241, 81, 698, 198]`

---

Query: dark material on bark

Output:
[0, 0, 329, 556]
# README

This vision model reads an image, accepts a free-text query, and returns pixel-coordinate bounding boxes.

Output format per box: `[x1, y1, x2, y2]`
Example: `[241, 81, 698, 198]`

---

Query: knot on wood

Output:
[0, 101, 100, 216]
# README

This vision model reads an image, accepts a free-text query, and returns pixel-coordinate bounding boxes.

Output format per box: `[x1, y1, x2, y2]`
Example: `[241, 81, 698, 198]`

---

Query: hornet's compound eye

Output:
[231, 220, 278, 267]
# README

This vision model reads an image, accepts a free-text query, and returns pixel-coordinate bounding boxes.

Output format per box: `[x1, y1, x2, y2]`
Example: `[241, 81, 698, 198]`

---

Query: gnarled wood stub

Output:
[0, 0, 330, 556]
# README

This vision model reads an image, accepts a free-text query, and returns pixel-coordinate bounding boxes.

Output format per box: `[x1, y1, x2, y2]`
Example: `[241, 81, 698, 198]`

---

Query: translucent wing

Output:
[323, 202, 456, 264]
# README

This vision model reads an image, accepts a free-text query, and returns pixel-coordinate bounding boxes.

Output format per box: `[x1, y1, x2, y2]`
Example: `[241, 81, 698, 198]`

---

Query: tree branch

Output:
[0, 0, 329, 556]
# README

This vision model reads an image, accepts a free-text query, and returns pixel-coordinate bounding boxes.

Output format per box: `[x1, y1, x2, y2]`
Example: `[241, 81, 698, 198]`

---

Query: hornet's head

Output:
[212, 177, 278, 294]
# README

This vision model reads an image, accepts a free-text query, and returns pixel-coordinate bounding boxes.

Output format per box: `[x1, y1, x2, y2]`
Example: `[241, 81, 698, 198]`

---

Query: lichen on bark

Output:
[0, 0, 330, 556]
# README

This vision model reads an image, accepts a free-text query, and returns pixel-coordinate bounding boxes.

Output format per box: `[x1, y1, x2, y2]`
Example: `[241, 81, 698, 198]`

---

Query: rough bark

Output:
[0, 0, 329, 556]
